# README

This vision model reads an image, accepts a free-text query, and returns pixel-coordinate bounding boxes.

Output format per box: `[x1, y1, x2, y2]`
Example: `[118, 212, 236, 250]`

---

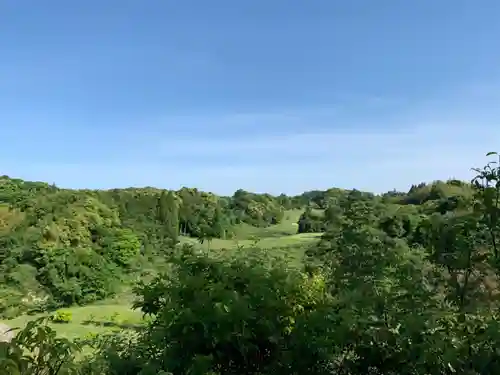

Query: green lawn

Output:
[179, 209, 320, 251]
[1, 303, 144, 341]
[232, 209, 304, 239]
[181, 232, 321, 251]
[178, 209, 321, 269]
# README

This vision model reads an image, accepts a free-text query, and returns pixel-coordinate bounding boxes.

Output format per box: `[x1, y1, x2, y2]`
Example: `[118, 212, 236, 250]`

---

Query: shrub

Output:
[0, 318, 82, 374]
[51, 310, 72, 324]
[124, 247, 334, 375]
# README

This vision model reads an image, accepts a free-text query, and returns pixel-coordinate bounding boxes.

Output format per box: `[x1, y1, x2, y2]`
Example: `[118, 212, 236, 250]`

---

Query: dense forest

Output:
[2, 152, 500, 374]
[0, 178, 299, 312]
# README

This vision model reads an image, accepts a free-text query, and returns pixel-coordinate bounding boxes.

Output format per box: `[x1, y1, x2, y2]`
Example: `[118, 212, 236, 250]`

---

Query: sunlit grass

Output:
[2, 304, 144, 340]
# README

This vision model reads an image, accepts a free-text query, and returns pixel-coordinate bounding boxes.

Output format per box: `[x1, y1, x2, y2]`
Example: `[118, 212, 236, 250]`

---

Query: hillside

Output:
[0, 173, 476, 315]
[1, 154, 497, 375]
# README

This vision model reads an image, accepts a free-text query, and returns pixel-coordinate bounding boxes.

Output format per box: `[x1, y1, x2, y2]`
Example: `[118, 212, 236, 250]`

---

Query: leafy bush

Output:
[98, 245, 336, 375]
[0, 318, 82, 374]
[51, 310, 72, 324]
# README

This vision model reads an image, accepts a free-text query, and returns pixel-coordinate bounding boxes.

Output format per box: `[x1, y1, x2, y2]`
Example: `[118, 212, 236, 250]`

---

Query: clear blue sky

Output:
[1, 1, 499, 195]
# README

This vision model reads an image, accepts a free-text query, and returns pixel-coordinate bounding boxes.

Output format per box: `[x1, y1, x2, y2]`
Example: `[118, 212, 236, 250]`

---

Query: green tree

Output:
[165, 191, 179, 244]
[123, 246, 334, 375]
[101, 228, 141, 268]
[157, 191, 179, 244]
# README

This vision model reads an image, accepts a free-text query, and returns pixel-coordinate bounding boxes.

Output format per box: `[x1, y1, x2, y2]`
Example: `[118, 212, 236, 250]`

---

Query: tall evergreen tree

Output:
[165, 191, 179, 244]
[212, 203, 226, 239]
[157, 191, 179, 243]
[157, 191, 168, 225]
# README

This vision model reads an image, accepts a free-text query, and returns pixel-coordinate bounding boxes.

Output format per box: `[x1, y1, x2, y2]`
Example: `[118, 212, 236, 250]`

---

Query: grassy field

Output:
[1, 210, 322, 339]
[232, 209, 305, 238]
[3, 303, 144, 341]
[178, 209, 320, 264]
[180, 232, 321, 251]
[179, 208, 318, 249]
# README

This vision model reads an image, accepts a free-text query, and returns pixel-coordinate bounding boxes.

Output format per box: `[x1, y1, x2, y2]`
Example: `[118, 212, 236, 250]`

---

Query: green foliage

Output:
[156, 191, 179, 244]
[99, 228, 141, 268]
[52, 310, 73, 324]
[0, 176, 295, 314]
[297, 206, 326, 233]
[111, 245, 334, 375]
[5, 153, 500, 374]
[230, 189, 284, 227]
[0, 318, 82, 374]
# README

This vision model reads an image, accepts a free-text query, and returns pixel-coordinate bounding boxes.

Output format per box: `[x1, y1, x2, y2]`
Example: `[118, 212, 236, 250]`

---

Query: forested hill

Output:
[0, 173, 474, 315]
[0, 175, 475, 244]
[0, 175, 474, 242]
[296, 179, 474, 233]
[0, 176, 291, 240]
[0, 175, 297, 313]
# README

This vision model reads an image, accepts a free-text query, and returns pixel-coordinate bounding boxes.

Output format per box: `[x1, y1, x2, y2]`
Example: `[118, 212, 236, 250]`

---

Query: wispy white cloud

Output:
[3, 119, 499, 195]
[2, 83, 499, 195]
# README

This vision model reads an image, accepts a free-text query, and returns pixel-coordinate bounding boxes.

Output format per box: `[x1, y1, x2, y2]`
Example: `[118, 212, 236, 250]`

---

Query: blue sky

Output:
[1, 1, 499, 195]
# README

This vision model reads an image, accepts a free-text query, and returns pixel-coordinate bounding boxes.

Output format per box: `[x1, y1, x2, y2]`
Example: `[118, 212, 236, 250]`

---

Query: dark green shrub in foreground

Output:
[90, 245, 336, 375]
